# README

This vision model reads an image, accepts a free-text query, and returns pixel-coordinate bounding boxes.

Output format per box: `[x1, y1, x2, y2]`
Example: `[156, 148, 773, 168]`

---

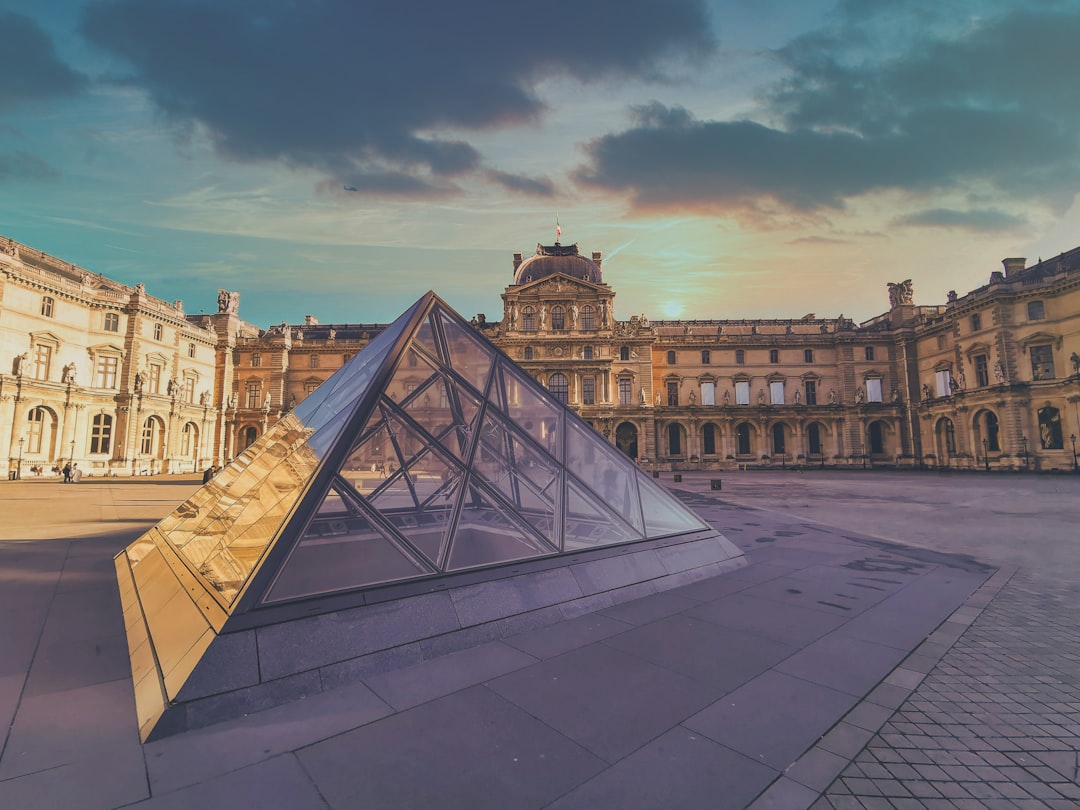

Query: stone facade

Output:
[3, 234, 1079, 476]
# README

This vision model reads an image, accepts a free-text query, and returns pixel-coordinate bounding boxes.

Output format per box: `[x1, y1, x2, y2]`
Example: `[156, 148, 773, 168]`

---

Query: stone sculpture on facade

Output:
[887, 279, 914, 308]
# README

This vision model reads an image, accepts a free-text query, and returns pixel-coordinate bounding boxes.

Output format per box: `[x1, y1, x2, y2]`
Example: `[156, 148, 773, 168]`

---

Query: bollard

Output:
[673, 474, 682, 483]
[710, 479, 722, 491]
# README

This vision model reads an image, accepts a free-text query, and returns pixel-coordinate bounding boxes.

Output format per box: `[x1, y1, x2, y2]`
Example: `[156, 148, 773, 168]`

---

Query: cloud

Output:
[575, 6, 1080, 217]
[485, 170, 554, 197]
[0, 13, 87, 110]
[0, 151, 61, 182]
[892, 208, 1027, 232]
[80, 0, 714, 186]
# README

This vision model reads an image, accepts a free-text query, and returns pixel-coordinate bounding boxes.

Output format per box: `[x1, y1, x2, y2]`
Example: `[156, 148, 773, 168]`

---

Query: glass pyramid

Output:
[115, 291, 729, 741]
[121, 291, 711, 613]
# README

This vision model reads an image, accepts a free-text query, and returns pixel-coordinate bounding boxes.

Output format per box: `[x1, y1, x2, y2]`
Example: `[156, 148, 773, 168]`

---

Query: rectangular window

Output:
[1027, 300, 1045, 320]
[804, 380, 817, 405]
[769, 349, 779, 364]
[251, 353, 261, 367]
[974, 354, 989, 387]
[735, 349, 745, 365]
[310, 354, 320, 368]
[769, 381, 785, 405]
[701, 350, 710, 364]
[970, 313, 982, 331]
[701, 381, 715, 406]
[148, 364, 162, 394]
[667, 351, 676, 364]
[866, 378, 883, 403]
[184, 378, 196, 403]
[936, 335, 947, 350]
[1030, 345, 1055, 380]
[188, 343, 196, 359]
[247, 385, 261, 409]
[33, 344, 52, 380]
[90, 415, 112, 454]
[935, 369, 952, 397]
[864, 346, 875, 361]
[95, 355, 118, 388]
[667, 381, 679, 406]
[735, 380, 750, 405]
[804, 349, 813, 363]
[305, 383, 319, 393]
[41, 296, 55, 317]
[582, 376, 595, 405]
[153, 323, 163, 340]
[619, 379, 632, 406]
[104, 313, 120, 332]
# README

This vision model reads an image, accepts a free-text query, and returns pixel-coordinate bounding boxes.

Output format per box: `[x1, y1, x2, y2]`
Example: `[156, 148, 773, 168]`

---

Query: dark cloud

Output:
[80, 0, 713, 186]
[576, 6, 1080, 218]
[892, 208, 1027, 232]
[0, 13, 87, 109]
[0, 150, 61, 182]
[485, 170, 554, 197]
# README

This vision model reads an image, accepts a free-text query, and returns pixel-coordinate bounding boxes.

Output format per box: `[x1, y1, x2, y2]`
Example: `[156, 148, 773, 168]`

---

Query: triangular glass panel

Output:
[412, 314, 440, 364]
[291, 329, 392, 427]
[265, 486, 431, 602]
[563, 478, 642, 552]
[438, 308, 495, 395]
[402, 375, 482, 461]
[337, 417, 394, 498]
[564, 419, 644, 534]
[446, 479, 553, 571]
[385, 347, 439, 407]
[493, 360, 563, 461]
[636, 471, 711, 537]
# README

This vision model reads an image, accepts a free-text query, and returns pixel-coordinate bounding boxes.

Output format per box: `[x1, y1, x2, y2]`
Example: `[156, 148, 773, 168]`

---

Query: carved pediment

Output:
[1018, 331, 1062, 351]
[963, 341, 992, 358]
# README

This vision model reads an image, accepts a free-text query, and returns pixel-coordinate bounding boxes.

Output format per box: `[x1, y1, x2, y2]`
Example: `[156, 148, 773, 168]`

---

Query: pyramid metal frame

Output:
[116, 291, 743, 739]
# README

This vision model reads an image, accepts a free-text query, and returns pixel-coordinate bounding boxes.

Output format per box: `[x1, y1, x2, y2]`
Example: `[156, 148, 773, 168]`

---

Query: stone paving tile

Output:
[822, 569, 1080, 807]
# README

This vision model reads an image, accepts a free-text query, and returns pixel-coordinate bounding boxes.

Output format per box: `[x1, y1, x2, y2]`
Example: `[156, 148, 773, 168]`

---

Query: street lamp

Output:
[982, 438, 990, 471]
[1020, 436, 1028, 470]
[69, 439, 76, 465]
[1071, 433, 1078, 472]
[17, 437, 24, 480]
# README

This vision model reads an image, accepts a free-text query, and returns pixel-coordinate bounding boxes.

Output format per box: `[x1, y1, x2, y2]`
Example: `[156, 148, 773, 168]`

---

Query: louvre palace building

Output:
[2, 233, 1079, 478]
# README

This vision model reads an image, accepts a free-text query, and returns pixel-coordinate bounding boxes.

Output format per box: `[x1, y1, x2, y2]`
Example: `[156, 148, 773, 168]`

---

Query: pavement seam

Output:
[747, 564, 1018, 810]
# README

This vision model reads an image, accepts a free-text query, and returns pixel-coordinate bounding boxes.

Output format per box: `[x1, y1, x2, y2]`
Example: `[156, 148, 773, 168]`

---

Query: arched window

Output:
[772, 423, 786, 455]
[620, 346, 630, 361]
[240, 426, 259, 450]
[702, 423, 717, 455]
[26, 407, 48, 454]
[551, 306, 565, 331]
[668, 423, 682, 455]
[737, 423, 751, 455]
[581, 306, 596, 331]
[939, 417, 957, 455]
[615, 422, 638, 459]
[141, 416, 165, 457]
[548, 373, 569, 404]
[90, 414, 112, 454]
[1038, 407, 1063, 449]
[521, 307, 536, 332]
[523, 346, 534, 360]
[869, 421, 885, 455]
[807, 422, 822, 456]
[181, 422, 199, 458]
[982, 411, 1001, 452]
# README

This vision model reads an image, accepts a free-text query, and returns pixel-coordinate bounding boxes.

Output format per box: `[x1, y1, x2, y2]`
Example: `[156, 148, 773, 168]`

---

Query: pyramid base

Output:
[119, 529, 745, 740]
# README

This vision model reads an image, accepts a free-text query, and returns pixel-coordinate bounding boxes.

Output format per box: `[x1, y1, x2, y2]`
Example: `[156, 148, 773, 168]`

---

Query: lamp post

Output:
[69, 439, 76, 465]
[1071, 433, 1078, 472]
[17, 437, 24, 480]
[982, 438, 990, 471]
[1020, 436, 1028, 471]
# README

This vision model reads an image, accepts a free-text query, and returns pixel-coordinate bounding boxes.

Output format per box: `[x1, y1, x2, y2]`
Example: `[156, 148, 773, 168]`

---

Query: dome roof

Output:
[514, 243, 602, 285]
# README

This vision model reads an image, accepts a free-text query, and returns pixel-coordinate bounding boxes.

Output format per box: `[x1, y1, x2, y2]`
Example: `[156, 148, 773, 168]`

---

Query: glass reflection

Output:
[446, 481, 552, 570]
[439, 310, 495, 394]
[565, 419, 643, 533]
[494, 362, 562, 461]
[636, 471, 709, 536]
[564, 479, 641, 551]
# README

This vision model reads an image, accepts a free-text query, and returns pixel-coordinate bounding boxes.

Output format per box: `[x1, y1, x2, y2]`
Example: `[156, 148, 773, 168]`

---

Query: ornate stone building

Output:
[3, 233, 1079, 476]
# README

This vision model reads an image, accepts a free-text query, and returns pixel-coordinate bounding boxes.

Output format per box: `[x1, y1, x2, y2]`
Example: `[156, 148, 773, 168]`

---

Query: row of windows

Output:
[653, 347, 882, 364]
[250, 353, 353, 368]
[519, 305, 598, 332]
[20, 409, 200, 457]
[660, 421, 843, 457]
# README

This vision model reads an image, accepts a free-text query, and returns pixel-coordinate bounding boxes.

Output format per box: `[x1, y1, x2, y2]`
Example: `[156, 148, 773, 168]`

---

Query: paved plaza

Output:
[0, 469, 1077, 808]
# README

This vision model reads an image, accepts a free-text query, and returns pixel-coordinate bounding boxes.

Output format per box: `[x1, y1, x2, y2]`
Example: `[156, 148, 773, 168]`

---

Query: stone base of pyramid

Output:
[118, 527, 744, 740]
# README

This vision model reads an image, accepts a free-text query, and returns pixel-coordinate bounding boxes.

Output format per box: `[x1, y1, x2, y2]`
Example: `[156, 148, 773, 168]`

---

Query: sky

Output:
[2, 0, 1079, 327]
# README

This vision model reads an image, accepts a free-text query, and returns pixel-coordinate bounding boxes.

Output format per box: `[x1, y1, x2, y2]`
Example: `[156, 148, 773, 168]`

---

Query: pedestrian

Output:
[70, 463, 82, 483]
[202, 465, 214, 484]
[62, 462, 72, 483]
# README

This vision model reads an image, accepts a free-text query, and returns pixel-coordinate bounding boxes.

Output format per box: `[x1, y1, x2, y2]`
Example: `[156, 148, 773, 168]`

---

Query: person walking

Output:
[70, 463, 82, 483]
[62, 462, 72, 483]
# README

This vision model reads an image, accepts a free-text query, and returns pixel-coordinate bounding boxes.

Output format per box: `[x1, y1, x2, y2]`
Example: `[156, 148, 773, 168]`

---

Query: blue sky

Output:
[3, 0, 1079, 326]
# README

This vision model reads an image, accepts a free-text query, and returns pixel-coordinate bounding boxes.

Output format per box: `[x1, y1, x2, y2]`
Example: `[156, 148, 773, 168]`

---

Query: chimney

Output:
[592, 251, 603, 271]
[1001, 257, 1025, 277]
[513, 252, 523, 273]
